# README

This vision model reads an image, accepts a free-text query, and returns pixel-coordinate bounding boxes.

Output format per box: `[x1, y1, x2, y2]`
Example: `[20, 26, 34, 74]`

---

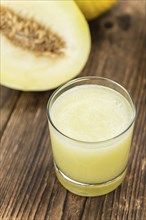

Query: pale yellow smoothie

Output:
[48, 83, 135, 196]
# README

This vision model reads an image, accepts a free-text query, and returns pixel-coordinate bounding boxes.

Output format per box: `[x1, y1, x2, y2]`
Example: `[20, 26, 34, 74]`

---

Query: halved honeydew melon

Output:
[0, 0, 91, 91]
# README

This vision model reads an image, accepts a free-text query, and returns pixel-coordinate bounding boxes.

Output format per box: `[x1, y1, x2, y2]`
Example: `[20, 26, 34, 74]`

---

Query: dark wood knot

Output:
[117, 14, 131, 31]
[104, 21, 114, 29]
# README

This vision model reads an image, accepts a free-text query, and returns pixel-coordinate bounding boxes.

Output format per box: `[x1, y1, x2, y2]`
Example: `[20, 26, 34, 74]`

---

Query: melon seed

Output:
[0, 6, 66, 57]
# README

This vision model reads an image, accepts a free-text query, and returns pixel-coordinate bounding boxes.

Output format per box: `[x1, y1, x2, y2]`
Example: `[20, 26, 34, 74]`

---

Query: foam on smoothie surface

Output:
[50, 85, 133, 142]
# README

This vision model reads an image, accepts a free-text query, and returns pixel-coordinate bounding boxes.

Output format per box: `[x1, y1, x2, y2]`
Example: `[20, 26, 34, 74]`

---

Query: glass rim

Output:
[47, 76, 136, 144]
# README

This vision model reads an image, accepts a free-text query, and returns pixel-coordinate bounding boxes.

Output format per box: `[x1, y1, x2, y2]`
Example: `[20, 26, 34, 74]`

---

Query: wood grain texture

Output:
[0, 1, 145, 220]
[0, 87, 20, 137]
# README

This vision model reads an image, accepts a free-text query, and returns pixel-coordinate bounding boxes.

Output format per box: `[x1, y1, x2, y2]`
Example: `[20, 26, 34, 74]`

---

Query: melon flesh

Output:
[0, 0, 91, 91]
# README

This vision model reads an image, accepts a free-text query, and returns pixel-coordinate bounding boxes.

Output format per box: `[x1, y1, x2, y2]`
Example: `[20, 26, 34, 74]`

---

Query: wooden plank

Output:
[0, 1, 145, 219]
[0, 87, 20, 136]
[0, 91, 53, 219]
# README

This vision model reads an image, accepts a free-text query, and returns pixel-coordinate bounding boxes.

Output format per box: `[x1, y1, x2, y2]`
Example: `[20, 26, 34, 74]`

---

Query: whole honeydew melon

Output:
[75, 0, 117, 20]
[0, 0, 91, 91]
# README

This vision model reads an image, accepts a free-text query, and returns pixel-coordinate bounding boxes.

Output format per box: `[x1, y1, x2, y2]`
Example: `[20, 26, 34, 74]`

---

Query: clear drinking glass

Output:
[47, 77, 136, 196]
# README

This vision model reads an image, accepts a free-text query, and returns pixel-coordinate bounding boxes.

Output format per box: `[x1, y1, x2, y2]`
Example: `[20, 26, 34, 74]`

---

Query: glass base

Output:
[54, 162, 127, 197]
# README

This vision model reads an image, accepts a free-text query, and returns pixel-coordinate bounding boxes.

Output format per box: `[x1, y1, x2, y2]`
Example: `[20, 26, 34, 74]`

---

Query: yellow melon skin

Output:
[75, 0, 117, 20]
[1, 0, 91, 91]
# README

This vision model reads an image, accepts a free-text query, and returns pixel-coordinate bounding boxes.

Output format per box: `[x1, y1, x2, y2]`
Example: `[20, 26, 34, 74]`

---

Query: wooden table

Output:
[0, 1, 145, 219]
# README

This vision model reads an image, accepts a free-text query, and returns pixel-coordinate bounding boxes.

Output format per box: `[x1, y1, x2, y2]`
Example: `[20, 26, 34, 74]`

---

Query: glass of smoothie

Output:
[47, 77, 136, 196]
